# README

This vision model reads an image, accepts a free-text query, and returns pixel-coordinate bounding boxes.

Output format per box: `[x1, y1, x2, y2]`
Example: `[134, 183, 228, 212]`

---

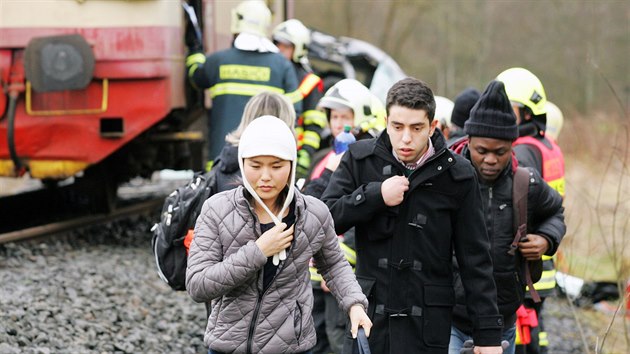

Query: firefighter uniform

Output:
[294, 65, 326, 178]
[272, 19, 326, 178]
[499, 67, 566, 354]
[513, 134, 564, 354]
[187, 43, 302, 163]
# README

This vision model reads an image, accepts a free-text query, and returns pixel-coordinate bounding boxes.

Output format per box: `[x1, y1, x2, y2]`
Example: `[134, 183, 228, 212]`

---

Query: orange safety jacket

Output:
[514, 136, 564, 295]
[514, 136, 565, 197]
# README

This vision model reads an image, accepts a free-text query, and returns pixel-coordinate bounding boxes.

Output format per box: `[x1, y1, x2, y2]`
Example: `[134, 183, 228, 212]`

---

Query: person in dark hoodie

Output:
[448, 80, 566, 354]
[447, 87, 480, 145]
[322, 77, 504, 354]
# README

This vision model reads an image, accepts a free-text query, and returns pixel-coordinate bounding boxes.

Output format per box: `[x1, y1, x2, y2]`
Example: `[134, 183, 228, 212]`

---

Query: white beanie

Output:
[238, 115, 297, 264]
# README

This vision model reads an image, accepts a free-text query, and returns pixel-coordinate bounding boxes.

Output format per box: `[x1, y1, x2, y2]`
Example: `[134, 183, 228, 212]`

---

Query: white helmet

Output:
[272, 19, 311, 62]
[434, 96, 454, 130]
[545, 101, 564, 141]
[319, 79, 384, 136]
[230, 0, 271, 38]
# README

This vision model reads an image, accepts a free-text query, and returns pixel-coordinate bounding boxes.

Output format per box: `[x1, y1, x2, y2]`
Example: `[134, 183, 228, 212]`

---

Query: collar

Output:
[391, 137, 435, 171]
[234, 33, 279, 53]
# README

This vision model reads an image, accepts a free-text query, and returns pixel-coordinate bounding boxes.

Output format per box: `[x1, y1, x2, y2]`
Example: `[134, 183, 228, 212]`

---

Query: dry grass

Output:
[558, 111, 630, 353]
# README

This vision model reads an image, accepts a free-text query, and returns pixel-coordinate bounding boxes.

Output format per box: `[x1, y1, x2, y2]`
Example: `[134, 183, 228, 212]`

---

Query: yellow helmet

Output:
[545, 101, 564, 140]
[230, 0, 271, 37]
[496, 67, 547, 116]
[272, 19, 311, 62]
[367, 92, 386, 135]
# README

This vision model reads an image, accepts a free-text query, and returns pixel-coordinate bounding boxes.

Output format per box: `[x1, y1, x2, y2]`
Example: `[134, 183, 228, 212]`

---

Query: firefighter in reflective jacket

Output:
[498, 67, 565, 354]
[273, 19, 327, 178]
[303, 140, 357, 354]
[186, 0, 302, 166]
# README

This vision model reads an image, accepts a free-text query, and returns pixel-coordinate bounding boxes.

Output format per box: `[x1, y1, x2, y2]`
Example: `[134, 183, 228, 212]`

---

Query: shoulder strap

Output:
[510, 167, 529, 252]
[510, 167, 542, 302]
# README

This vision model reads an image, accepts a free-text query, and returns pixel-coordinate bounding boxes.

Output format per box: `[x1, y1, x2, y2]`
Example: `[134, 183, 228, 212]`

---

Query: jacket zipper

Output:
[487, 187, 494, 239]
[246, 250, 291, 354]
[245, 203, 299, 354]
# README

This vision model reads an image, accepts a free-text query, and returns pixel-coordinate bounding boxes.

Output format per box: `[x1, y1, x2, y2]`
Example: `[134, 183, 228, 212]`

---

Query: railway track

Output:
[0, 197, 163, 244]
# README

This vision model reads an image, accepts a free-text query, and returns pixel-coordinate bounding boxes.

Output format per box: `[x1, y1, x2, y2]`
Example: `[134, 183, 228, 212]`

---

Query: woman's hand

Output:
[349, 304, 372, 338]
[255, 223, 294, 257]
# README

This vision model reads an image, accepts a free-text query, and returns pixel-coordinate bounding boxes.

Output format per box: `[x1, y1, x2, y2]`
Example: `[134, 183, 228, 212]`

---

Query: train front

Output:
[0, 0, 202, 182]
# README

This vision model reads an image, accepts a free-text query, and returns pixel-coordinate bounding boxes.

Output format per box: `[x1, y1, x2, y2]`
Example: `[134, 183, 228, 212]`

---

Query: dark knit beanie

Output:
[464, 80, 518, 140]
[451, 87, 480, 128]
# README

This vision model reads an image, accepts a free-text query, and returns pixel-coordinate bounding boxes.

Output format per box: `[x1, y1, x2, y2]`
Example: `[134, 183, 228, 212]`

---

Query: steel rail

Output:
[0, 197, 163, 244]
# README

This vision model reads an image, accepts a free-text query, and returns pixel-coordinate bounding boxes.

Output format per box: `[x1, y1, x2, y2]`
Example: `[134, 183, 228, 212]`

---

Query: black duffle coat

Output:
[322, 131, 503, 354]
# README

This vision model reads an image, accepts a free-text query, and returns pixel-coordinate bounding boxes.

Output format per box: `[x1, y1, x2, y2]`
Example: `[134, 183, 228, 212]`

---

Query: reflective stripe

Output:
[339, 241, 356, 265]
[186, 53, 206, 67]
[219, 64, 271, 81]
[309, 266, 323, 282]
[209, 82, 284, 98]
[298, 73, 322, 97]
[285, 89, 303, 104]
[539, 331, 549, 347]
[296, 127, 305, 148]
[297, 150, 311, 166]
[527, 269, 557, 291]
[188, 63, 200, 79]
[303, 110, 327, 127]
[302, 131, 321, 150]
[547, 177, 565, 197]
[542, 255, 553, 261]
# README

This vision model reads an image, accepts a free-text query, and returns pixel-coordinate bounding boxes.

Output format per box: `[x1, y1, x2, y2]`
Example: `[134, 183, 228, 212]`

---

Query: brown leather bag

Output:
[508, 167, 542, 303]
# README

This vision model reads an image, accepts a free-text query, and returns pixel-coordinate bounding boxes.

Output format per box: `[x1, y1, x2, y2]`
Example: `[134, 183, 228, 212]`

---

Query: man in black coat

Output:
[322, 78, 503, 354]
[448, 80, 565, 354]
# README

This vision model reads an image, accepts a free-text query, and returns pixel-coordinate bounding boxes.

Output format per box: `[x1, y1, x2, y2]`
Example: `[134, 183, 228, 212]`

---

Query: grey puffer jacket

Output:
[187, 186, 367, 354]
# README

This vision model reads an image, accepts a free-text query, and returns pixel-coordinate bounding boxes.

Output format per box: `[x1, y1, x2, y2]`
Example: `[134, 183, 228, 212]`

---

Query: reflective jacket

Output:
[294, 64, 326, 176]
[514, 133, 565, 295]
[322, 131, 503, 353]
[303, 154, 356, 286]
[189, 47, 302, 159]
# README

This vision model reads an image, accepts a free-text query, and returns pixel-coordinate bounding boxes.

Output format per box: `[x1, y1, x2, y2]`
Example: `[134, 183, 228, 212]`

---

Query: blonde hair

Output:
[225, 92, 296, 145]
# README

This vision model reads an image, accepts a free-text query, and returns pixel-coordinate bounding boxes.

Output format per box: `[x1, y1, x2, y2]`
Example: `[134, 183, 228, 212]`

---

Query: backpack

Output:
[151, 168, 217, 291]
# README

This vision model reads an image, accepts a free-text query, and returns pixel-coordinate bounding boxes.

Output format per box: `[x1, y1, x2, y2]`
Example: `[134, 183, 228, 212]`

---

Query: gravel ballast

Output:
[0, 213, 598, 354]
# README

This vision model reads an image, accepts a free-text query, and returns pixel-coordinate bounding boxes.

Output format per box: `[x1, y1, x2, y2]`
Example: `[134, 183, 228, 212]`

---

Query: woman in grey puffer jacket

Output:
[187, 116, 371, 354]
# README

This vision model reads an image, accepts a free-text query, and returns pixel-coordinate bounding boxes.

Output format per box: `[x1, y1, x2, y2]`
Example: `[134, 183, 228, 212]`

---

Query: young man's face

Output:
[468, 136, 513, 183]
[329, 107, 354, 137]
[386, 105, 437, 164]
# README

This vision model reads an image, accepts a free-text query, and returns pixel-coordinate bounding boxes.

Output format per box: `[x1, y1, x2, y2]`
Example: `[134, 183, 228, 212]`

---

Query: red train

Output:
[0, 0, 404, 200]
[0, 0, 284, 192]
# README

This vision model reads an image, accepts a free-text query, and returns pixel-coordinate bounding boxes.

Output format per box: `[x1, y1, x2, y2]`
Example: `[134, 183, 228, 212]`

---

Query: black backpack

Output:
[151, 168, 217, 291]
